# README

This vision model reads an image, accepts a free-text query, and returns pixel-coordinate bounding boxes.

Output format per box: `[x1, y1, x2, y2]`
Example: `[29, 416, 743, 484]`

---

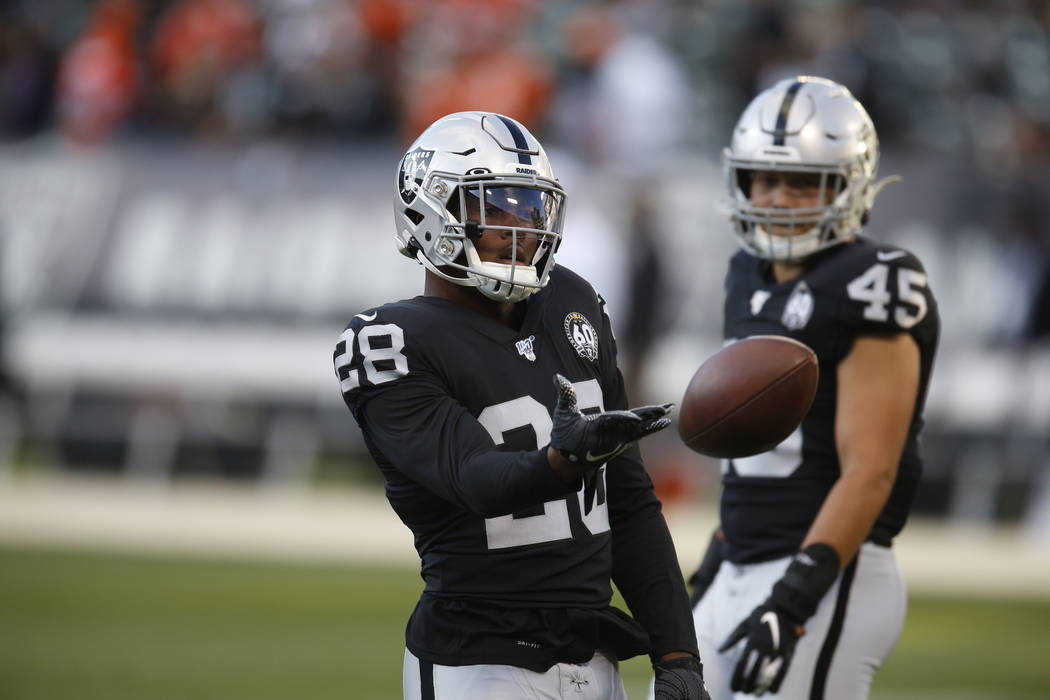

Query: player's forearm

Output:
[612, 507, 699, 661]
[817, 333, 918, 565]
[363, 395, 578, 517]
[802, 463, 895, 567]
[454, 448, 578, 517]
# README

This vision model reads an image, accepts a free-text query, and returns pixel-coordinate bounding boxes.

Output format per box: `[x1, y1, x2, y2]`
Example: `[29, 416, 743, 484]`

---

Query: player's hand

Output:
[688, 528, 725, 607]
[653, 655, 712, 700]
[718, 600, 802, 695]
[717, 543, 840, 695]
[550, 373, 672, 468]
[550, 373, 671, 514]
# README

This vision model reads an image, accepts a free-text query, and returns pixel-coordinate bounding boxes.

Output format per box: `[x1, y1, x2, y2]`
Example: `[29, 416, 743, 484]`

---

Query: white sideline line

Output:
[1, 472, 1049, 598]
[0, 473, 416, 566]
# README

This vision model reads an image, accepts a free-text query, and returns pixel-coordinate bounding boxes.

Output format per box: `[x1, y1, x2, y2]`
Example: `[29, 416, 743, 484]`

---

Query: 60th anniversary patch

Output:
[564, 312, 599, 361]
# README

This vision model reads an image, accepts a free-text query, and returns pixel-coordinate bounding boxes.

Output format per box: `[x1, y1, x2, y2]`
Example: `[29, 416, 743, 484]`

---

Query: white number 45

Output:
[846, 263, 928, 329]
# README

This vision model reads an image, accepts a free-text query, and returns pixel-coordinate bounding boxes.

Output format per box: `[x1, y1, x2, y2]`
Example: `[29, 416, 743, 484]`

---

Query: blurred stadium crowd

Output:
[1, 0, 1049, 534]
[1, 1, 1049, 182]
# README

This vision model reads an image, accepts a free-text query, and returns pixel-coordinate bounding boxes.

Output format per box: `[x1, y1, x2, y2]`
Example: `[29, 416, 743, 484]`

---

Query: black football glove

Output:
[550, 371, 672, 465]
[551, 373, 672, 466]
[718, 598, 803, 696]
[718, 543, 840, 696]
[550, 373, 672, 513]
[688, 528, 725, 607]
[653, 655, 712, 700]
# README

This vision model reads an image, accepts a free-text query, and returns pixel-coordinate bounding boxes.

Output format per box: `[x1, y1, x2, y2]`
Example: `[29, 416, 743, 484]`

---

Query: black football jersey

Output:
[334, 266, 695, 671]
[720, 237, 940, 564]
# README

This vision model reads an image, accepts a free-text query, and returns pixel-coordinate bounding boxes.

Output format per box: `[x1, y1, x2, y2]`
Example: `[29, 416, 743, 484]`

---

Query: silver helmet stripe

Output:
[772, 80, 805, 146]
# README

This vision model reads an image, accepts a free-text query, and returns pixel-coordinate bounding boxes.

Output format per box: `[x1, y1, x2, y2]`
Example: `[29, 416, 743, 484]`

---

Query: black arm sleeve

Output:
[608, 448, 699, 662]
[596, 297, 700, 661]
[358, 375, 574, 518]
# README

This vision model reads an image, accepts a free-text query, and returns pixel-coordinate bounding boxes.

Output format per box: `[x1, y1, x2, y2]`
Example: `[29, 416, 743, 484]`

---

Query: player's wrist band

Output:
[770, 543, 840, 622]
[654, 654, 704, 673]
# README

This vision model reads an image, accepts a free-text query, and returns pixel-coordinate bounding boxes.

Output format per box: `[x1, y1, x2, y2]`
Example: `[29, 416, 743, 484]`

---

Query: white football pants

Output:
[686, 542, 906, 700]
[403, 648, 628, 700]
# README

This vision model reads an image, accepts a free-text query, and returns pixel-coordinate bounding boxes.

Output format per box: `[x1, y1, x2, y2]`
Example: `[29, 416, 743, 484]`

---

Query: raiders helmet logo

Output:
[398, 148, 435, 204]
[564, 312, 598, 361]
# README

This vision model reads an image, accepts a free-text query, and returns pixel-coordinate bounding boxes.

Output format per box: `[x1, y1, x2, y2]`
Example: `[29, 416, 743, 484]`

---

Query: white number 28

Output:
[478, 379, 611, 550]
[334, 323, 409, 392]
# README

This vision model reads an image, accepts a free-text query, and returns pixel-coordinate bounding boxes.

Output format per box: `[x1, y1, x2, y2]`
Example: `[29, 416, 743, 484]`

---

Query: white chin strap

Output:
[465, 245, 540, 303]
[751, 225, 823, 262]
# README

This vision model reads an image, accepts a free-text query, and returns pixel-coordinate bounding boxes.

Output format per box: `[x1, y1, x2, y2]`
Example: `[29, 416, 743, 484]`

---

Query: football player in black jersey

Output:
[683, 78, 940, 699]
[334, 111, 710, 700]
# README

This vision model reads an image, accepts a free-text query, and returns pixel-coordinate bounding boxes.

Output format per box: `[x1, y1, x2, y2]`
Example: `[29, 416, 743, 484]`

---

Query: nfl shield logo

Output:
[515, 335, 537, 362]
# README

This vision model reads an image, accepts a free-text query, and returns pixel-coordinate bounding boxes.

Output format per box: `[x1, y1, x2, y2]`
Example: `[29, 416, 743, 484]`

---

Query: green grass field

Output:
[1, 545, 1048, 700]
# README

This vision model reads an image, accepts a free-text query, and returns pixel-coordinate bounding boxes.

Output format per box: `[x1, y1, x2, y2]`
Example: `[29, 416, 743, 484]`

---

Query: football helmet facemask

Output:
[394, 111, 566, 303]
[723, 76, 899, 262]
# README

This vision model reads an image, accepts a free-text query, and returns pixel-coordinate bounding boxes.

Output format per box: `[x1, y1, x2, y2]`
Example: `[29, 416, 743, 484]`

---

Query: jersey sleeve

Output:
[596, 294, 628, 411]
[833, 248, 937, 361]
[595, 296, 701, 661]
[333, 312, 573, 518]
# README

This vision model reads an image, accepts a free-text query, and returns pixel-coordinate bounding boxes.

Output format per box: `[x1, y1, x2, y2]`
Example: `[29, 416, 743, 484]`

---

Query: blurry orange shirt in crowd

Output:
[400, 0, 551, 142]
[150, 0, 261, 87]
[402, 50, 552, 143]
[57, 0, 142, 144]
[358, 0, 414, 48]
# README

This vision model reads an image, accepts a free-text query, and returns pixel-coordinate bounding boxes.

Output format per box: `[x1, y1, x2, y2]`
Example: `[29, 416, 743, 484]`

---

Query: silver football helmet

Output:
[724, 76, 898, 262]
[393, 111, 567, 303]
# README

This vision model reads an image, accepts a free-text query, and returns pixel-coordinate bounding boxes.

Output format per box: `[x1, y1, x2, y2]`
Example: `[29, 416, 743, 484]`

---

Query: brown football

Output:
[678, 335, 818, 458]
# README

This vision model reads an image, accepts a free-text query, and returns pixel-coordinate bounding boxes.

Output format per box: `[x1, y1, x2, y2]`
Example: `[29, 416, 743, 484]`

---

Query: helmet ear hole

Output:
[405, 209, 424, 226]
[861, 210, 870, 226]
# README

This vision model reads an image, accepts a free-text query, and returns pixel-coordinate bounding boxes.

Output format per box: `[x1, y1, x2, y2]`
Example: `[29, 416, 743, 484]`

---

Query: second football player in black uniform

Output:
[683, 78, 940, 699]
[335, 111, 710, 699]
